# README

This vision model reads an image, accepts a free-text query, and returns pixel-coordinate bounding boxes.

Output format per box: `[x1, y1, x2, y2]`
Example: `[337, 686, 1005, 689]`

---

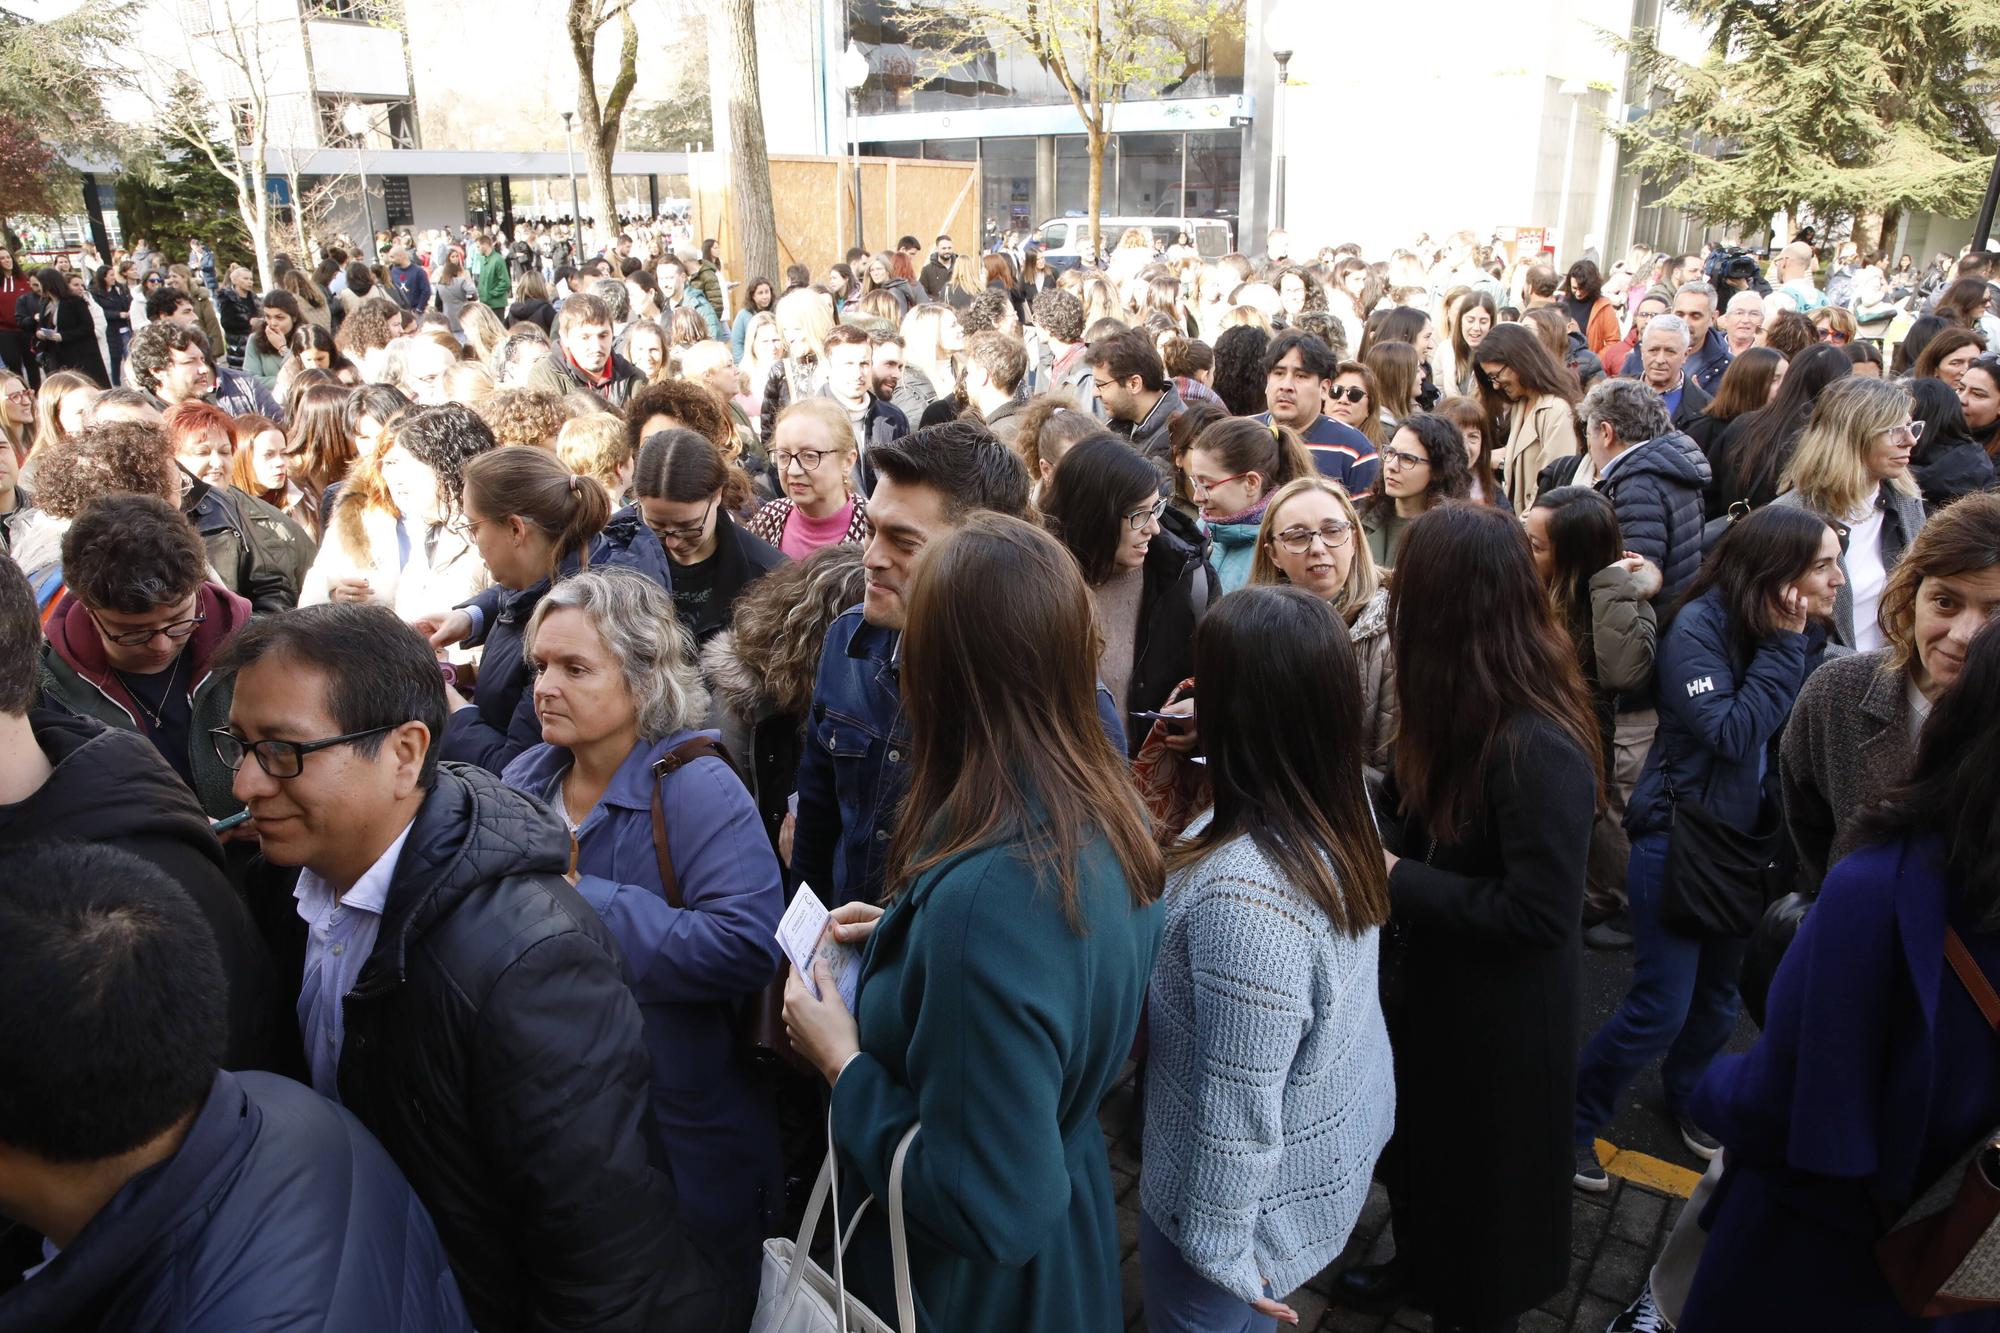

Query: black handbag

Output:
[1739, 891, 1814, 1026]
[1656, 732, 1782, 939]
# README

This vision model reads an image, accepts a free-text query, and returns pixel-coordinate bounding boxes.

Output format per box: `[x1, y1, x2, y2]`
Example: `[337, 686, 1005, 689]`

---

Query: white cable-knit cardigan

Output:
[1140, 820, 1395, 1303]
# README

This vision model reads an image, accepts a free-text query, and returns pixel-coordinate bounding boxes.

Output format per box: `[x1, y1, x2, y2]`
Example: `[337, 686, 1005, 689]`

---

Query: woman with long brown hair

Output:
[1337, 503, 1602, 1333]
[1686, 346, 1785, 454]
[1141, 586, 1394, 1331]
[1472, 321, 1582, 511]
[283, 382, 358, 538]
[781, 513, 1163, 1333]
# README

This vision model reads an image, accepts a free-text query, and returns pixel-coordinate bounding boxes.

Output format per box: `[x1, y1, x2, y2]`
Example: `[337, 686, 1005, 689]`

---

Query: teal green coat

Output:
[830, 832, 1163, 1333]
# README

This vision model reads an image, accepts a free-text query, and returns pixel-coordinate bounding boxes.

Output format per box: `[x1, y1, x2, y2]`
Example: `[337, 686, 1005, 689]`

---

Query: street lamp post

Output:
[840, 42, 870, 255]
[340, 103, 376, 261]
[1271, 49, 1292, 233]
[562, 110, 583, 254]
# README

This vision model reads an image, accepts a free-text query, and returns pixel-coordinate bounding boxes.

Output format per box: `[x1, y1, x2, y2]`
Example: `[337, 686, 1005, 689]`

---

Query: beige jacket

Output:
[301, 501, 490, 622]
[1503, 393, 1579, 512]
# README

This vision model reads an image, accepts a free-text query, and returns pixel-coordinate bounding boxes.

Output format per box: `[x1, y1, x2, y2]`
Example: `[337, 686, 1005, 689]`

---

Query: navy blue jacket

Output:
[793, 609, 1128, 907]
[1597, 430, 1711, 606]
[1252, 410, 1381, 495]
[1621, 327, 1731, 396]
[0, 1070, 470, 1332]
[502, 729, 785, 1280]
[443, 514, 675, 773]
[1626, 588, 1808, 838]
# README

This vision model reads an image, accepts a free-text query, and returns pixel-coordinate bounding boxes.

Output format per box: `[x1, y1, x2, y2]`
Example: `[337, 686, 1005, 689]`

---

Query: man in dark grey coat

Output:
[1582, 377, 1712, 607]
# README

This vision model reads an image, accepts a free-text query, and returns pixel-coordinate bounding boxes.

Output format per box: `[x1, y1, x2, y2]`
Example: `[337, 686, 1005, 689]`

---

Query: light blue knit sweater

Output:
[1140, 822, 1395, 1303]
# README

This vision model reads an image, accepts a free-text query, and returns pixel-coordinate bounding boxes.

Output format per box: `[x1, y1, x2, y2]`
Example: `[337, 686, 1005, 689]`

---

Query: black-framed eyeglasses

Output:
[1123, 497, 1169, 531]
[211, 724, 397, 779]
[649, 497, 715, 545]
[1381, 447, 1430, 471]
[87, 606, 205, 647]
[1275, 520, 1354, 553]
[772, 448, 833, 473]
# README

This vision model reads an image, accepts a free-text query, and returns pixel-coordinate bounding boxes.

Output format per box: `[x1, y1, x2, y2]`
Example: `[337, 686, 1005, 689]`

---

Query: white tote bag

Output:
[750, 1115, 919, 1333]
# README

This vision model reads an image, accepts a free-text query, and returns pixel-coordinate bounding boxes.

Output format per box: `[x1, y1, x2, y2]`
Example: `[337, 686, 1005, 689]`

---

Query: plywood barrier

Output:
[690, 153, 980, 282]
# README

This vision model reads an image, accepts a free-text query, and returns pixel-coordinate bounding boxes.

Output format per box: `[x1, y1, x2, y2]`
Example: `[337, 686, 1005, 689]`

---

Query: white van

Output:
[1034, 216, 1235, 270]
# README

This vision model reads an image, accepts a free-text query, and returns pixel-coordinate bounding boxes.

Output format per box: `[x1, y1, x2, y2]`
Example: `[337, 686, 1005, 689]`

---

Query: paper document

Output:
[774, 885, 861, 1010]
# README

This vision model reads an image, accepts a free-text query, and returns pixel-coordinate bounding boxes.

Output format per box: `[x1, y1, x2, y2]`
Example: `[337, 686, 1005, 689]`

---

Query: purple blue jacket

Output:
[502, 727, 785, 1283]
[1680, 835, 2000, 1330]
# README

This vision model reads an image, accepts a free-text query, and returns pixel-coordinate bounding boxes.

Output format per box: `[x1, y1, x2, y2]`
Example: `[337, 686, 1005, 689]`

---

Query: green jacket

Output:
[830, 829, 1163, 1333]
[241, 331, 287, 388]
[472, 248, 512, 313]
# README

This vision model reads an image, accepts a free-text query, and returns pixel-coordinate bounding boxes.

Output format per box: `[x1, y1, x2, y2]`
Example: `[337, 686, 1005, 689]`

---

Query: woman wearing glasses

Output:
[1249, 476, 1395, 771]
[631, 428, 782, 647]
[1358, 413, 1473, 569]
[1181, 416, 1317, 594]
[40, 493, 251, 818]
[1041, 435, 1219, 757]
[1772, 376, 1930, 651]
[744, 398, 872, 557]
[424, 444, 674, 774]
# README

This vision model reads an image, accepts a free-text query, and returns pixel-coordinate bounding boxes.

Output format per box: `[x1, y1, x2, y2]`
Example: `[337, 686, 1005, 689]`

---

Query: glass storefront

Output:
[846, 0, 1242, 117]
[862, 128, 1243, 246]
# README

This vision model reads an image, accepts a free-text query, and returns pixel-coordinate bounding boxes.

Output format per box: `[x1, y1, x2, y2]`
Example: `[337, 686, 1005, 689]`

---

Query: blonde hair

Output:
[460, 302, 507, 366]
[775, 287, 833, 362]
[774, 396, 859, 469]
[1780, 376, 1920, 518]
[556, 412, 633, 498]
[949, 254, 984, 297]
[1217, 304, 1273, 334]
[441, 360, 494, 405]
[0, 370, 27, 457]
[899, 304, 961, 396]
[32, 370, 95, 457]
[1248, 476, 1383, 621]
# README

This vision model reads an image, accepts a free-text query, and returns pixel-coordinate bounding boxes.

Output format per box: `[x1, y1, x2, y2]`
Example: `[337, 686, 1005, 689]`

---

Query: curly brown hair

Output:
[33, 423, 180, 519]
[472, 388, 568, 450]
[625, 378, 737, 462]
[703, 544, 867, 721]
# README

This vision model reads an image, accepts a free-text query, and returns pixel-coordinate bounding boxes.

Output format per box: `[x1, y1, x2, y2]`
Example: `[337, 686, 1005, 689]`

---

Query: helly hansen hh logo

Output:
[1685, 676, 1716, 697]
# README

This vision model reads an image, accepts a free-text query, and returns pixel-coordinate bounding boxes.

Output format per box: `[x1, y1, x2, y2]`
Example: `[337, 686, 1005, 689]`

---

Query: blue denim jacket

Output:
[792, 607, 1128, 907]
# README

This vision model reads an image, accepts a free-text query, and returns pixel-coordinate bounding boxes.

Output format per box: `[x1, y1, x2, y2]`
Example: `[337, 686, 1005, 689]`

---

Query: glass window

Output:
[921, 139, 976, 161]
[1040, 221, 1068, 250]
[861, 141, 923, 159]
[1116, 133, 1182, 219]
[1183, 128, 1242, 233]
[980, 137, 1036, 237]
[1053, 136, 1093, 218]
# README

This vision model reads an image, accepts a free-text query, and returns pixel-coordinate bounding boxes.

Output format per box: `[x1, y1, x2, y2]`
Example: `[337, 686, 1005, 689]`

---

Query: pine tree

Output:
[1611, 0, 2000, 234]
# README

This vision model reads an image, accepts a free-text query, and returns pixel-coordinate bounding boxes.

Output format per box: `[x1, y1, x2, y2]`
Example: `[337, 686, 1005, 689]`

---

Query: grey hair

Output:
[1675, 279, 1718, 310]
[1643, 313, 1691, 350]
[523, 569, 705, 742]
[1725, 289, 1764, 313]
[1581, 377, 1673, 446]
[589, 277, 631, 324]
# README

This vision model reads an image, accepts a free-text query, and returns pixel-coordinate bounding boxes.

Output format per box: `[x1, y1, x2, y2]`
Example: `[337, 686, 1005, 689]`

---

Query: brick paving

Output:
[1099, 1070, 1683, 1333]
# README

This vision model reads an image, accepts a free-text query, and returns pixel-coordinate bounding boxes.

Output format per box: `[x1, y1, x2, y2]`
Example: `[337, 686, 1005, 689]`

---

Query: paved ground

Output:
[1099, 937, 1759, 1333]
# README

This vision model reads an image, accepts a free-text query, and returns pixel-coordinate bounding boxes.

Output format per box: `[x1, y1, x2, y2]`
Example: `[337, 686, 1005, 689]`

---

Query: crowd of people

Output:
[2, 213, 2000, 1333]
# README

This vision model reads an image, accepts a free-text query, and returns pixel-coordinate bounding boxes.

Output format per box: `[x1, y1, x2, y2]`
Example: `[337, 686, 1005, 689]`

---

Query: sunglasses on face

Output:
[1327, 385, 1368, 404]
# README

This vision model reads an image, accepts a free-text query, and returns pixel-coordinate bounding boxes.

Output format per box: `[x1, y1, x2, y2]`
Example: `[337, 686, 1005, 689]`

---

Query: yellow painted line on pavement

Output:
[1594, 1139, 1700, 1198]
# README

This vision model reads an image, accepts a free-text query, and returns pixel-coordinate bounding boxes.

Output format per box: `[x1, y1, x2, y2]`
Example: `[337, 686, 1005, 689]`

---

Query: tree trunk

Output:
[569, 1, 639, 258]
[1087, 126, 1104, 264]
[711, 0, 778, 286]
[1879, 203, 1904, 260]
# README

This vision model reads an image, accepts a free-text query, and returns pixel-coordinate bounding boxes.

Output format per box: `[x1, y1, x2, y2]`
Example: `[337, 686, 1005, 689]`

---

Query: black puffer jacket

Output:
[252, 763, 737, 1333]
[1597, 430, 1711, 605]
[1910, 425, 1997, 513]
[1124, 505, 1220, 756]
[0, 711, 284, 1073]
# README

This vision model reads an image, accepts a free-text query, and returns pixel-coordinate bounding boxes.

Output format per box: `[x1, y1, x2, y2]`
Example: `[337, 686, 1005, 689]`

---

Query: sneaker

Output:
[1607, 1284, 1675, 1332]
[1677, 1112, 1721, 1161]
[1585, 919, 1634, 950]
[1574, 1142, 1610, 1192]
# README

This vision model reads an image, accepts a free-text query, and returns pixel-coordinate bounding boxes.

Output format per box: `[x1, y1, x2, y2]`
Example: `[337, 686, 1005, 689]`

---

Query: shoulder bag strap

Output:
[886, 1123, 920, 1333]
[647, 737, 738, 911]
[1946, 928, 2000, 1032]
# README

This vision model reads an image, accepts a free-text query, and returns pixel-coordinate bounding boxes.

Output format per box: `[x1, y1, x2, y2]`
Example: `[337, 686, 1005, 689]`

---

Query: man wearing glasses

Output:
[1084, 329, 1183, 461]
[214, 602, 739, 1332]
[37, 493, 250, 818]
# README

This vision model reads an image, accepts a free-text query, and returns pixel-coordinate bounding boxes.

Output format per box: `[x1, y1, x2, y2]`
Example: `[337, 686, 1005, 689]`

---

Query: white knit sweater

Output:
[1140, 820, 1395, 1303]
